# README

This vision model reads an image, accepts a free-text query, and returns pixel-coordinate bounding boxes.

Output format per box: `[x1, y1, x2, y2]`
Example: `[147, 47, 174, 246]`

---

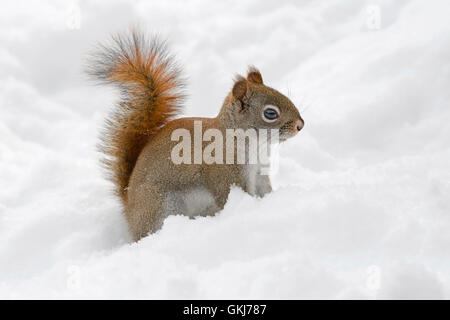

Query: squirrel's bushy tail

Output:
[87, 29, 184, 202]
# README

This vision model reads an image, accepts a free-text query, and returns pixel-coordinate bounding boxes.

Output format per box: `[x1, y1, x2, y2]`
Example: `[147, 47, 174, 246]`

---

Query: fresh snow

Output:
[0, 0, 449, 299]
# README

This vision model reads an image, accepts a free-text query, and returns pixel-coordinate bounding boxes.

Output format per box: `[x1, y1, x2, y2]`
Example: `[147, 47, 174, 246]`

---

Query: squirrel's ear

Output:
[247, 66, 263, 84]
[232, 77, 248, 100]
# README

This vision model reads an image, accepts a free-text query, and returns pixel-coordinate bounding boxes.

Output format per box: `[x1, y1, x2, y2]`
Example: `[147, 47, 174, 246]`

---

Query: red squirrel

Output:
[87, 29, 304, 241]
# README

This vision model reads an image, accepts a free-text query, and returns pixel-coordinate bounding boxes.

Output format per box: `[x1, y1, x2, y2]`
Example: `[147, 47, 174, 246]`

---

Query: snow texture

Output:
[0, 0, 449, 299]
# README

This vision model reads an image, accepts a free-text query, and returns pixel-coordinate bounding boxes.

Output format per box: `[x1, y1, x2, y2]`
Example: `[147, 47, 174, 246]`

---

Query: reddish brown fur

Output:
[246, 66, 264, 84]
[232, 77, 248, 100]
[87, 30, 184, 202]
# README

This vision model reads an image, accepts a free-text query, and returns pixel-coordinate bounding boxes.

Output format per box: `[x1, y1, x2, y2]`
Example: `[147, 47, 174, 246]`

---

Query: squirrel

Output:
[87, 30, 304, 241]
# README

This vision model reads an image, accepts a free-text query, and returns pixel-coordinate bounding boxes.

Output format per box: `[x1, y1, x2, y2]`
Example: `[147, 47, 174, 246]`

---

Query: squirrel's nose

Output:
[296, 119, 304, 132]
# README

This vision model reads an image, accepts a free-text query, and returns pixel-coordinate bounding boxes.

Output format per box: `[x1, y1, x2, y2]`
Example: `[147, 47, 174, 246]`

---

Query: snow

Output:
[1, 0, 450, 299]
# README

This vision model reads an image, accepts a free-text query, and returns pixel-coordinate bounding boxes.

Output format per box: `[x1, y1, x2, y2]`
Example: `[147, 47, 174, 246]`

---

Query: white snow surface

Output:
[1, 0, 450, 299]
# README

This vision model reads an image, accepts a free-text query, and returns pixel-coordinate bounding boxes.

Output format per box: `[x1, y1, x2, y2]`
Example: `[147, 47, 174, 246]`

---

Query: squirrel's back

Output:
[86, 30, 184, 202]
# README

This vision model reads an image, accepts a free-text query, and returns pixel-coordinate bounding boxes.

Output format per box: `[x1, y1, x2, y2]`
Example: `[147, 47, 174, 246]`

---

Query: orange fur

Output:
[86, 30, 184, 202]
[247, 65, 263, 84]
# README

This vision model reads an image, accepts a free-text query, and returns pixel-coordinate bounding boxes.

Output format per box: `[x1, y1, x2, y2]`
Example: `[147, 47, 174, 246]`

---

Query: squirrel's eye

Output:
[262, 105, 280, 123]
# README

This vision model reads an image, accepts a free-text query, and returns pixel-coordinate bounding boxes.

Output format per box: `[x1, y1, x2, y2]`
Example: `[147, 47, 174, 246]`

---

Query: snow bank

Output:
[0, 0, 449, 298]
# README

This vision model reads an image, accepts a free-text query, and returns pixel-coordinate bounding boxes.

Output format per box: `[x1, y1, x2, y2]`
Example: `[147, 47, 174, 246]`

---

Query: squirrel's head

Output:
[220, 66, 304, 142]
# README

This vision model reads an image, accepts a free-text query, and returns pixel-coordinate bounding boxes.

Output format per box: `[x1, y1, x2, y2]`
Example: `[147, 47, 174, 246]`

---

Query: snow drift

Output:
[0, 0, 449, 298]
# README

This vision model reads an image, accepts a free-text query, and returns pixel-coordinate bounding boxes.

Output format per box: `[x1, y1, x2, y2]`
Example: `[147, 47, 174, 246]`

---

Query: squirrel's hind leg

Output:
[125, 183, 167, 241]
